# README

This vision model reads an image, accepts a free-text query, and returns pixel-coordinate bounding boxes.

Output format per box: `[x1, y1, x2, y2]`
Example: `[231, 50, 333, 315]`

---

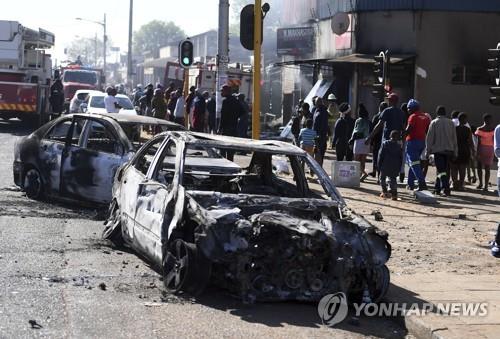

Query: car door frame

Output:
[59, 116, 127, 203]
[132, 136, 185, 266]
[37, 116, 76, 196]
[118, 135, 167, 246]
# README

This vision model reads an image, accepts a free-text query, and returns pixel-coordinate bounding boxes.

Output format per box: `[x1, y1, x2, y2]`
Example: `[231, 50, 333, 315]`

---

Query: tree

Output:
[133, 20, 185, 55]
[65, 36, 108, 66]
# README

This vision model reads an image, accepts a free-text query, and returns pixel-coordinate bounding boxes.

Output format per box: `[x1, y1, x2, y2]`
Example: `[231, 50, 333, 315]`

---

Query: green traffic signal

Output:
[178, 39, 193, 68]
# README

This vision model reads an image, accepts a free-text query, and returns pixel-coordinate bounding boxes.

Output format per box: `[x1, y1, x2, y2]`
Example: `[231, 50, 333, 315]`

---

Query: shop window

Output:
[451, 65, 489, 85]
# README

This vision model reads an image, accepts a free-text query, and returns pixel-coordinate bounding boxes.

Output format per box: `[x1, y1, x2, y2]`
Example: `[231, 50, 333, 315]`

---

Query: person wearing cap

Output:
[332, 103, 354, 162]
[367, 93, 406, 145]
[327, 93, 339, 140]
[218, 84, 244, 160]
[403, 99, 430, 191]
[425, 106, 457, 196]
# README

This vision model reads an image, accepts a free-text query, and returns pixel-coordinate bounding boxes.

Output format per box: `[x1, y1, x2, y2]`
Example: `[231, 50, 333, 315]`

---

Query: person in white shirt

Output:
[173, 89, 186, 126]
[104, 87, 121, 113]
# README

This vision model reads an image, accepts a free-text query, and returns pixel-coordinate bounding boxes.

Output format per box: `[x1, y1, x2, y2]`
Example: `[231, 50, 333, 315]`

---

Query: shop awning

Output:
[328, 53, 415, 64]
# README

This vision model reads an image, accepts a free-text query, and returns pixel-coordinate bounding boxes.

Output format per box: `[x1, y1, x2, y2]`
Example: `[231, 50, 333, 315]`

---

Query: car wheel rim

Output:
[24, 169, 41, 198]
[164, 240, 189, 291]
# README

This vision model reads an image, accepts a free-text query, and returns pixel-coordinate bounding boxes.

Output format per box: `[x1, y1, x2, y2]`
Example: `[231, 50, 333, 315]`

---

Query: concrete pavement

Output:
[387, 273, 500, 339]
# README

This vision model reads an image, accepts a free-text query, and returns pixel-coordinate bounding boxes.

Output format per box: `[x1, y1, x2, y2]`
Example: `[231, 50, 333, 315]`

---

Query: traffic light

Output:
[487, 47, 500, 85]
[240, 4, 268, 51]
[488, 43, 500, 105]
[372, 51, 390, 100]
[178, 39, 193, 68]
[373, 54, 385, 84]
[489, 87, 500, 105]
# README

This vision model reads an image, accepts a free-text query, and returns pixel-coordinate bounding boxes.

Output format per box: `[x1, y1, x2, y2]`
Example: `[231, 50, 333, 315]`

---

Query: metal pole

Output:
[216, 0, 230, 130]
[252, 0, 262, 139]
[103, 13, 107, 84]
[94, 33, 98, 67]
[127, 0, 133, 86]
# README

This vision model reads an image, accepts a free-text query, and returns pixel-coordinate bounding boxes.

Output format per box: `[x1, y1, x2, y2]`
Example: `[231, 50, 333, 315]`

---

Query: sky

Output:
[3, 0, 223, 63]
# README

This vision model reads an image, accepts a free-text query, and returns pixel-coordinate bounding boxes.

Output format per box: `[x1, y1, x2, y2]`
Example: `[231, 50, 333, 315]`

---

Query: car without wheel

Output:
[13, 113, 184, 204]
[104, 131, 392, 303]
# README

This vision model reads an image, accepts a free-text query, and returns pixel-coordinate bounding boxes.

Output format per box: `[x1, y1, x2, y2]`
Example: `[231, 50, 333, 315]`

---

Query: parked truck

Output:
[59, 64, 103, 112]
[0, 20, 54, 125]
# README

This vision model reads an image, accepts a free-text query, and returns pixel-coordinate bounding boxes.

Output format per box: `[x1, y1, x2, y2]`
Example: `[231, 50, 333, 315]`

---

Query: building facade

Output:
[276, 0, 500, 125]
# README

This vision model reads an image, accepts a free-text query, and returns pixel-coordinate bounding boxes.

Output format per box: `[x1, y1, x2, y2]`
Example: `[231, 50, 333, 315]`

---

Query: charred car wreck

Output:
[13, 113, 184, 204]
[104, 132, 391, 303]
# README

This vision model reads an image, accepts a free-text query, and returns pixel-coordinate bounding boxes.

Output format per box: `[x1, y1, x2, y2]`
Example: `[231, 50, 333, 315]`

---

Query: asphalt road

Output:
[0, 119, 407, 339]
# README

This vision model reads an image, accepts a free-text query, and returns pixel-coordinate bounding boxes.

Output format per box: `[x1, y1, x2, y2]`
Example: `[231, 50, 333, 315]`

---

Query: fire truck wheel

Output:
[23, 168, 44, 200]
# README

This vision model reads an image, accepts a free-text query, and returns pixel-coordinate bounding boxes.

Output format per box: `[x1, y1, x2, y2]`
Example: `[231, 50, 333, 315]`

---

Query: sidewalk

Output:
[386, 273, 500, 339]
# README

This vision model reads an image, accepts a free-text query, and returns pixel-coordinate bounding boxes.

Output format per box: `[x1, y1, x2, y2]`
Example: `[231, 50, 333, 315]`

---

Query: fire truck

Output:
[0, 20, 54, 125]
[163, 62, 253, 104]
[59, 64, 104, 112]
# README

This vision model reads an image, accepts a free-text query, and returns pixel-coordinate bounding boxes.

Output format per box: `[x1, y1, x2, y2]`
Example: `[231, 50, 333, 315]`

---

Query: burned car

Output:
[104, 132, 391, 303]
[13, 113, 184, 204]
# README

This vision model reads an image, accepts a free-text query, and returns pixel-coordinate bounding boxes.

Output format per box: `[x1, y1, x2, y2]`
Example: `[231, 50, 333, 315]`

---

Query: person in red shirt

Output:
[403, 99, 431, 191]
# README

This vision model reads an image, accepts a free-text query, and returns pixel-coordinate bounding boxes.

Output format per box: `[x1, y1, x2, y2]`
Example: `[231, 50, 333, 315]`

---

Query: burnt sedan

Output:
[104, 132, 391, 303]
[13, 113, 184, 204]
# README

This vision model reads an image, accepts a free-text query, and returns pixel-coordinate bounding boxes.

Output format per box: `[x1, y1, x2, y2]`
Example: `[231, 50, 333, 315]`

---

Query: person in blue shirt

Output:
[367, 93, 406, 143]
[299, 119, 317, 156]
[378, 130, 403, 200]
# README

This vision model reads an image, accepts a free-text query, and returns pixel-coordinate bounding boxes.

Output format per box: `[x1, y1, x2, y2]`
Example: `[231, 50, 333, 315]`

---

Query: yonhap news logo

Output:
[317, 292, 349, 326]
[318, 293, 489, 327]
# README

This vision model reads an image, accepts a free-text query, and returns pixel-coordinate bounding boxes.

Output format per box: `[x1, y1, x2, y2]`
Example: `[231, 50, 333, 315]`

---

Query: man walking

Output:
[312, 97, 329, 166]
[425, 106, 458, 196]
[404, 99, 430, 191]
[173, 89, 186, 126]
[332, 103, 352, 161]
[206, 92, 216, 134]
[218, 85, 244, 160]
[367, 93, 406, 144]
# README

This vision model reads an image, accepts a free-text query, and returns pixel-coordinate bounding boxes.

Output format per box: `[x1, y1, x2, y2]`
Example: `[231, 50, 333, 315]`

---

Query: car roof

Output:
[74, 89, 101, 95]
[72, 113, 185, 129]
[165, 131, 305, 156]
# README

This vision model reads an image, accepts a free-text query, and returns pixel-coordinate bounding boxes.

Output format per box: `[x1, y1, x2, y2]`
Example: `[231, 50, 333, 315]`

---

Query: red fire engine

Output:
[0, 20, 54, 125]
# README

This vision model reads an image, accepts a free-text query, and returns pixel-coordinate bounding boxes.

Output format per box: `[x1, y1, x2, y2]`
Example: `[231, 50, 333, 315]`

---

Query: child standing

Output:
[378, 130, 403, 200]
[299, 119, 317, 156]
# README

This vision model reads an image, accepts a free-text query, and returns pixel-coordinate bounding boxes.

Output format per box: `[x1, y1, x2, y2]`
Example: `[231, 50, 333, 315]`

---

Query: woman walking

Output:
[351, 104, 372, 181]
[475, 114, 495, 191]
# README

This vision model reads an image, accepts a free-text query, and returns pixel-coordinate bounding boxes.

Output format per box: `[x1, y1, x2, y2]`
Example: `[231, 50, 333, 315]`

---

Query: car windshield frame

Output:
[62, 70, 98, 86]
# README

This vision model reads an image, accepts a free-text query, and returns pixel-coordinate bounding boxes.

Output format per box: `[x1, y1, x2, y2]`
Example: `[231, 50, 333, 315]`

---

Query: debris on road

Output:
[98, 282, 107, 291]
[414, 190, 437, 204]
[371, 210, 384, 221]
[28, 320, 42, 329]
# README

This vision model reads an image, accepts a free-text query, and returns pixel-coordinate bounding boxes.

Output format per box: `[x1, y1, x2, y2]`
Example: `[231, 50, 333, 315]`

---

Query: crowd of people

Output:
[126, 82, 250, 145]
[292, 93, 500, 199]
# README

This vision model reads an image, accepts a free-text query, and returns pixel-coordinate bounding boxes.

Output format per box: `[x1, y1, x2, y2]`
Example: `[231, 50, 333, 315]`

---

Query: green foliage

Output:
[133, 20, 185, 55]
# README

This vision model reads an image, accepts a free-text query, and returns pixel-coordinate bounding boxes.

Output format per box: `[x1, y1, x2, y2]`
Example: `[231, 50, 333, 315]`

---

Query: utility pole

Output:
[94, 33, 98, 67]
[103, 13, 107, 84]
[216, 0, 229, 128]
[127, 0, 133, 86]
[252, 0, 262, 139]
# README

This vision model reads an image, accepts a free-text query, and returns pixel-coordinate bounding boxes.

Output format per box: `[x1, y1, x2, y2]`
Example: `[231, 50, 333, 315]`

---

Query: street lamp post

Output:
[76, 14, 107, 83]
